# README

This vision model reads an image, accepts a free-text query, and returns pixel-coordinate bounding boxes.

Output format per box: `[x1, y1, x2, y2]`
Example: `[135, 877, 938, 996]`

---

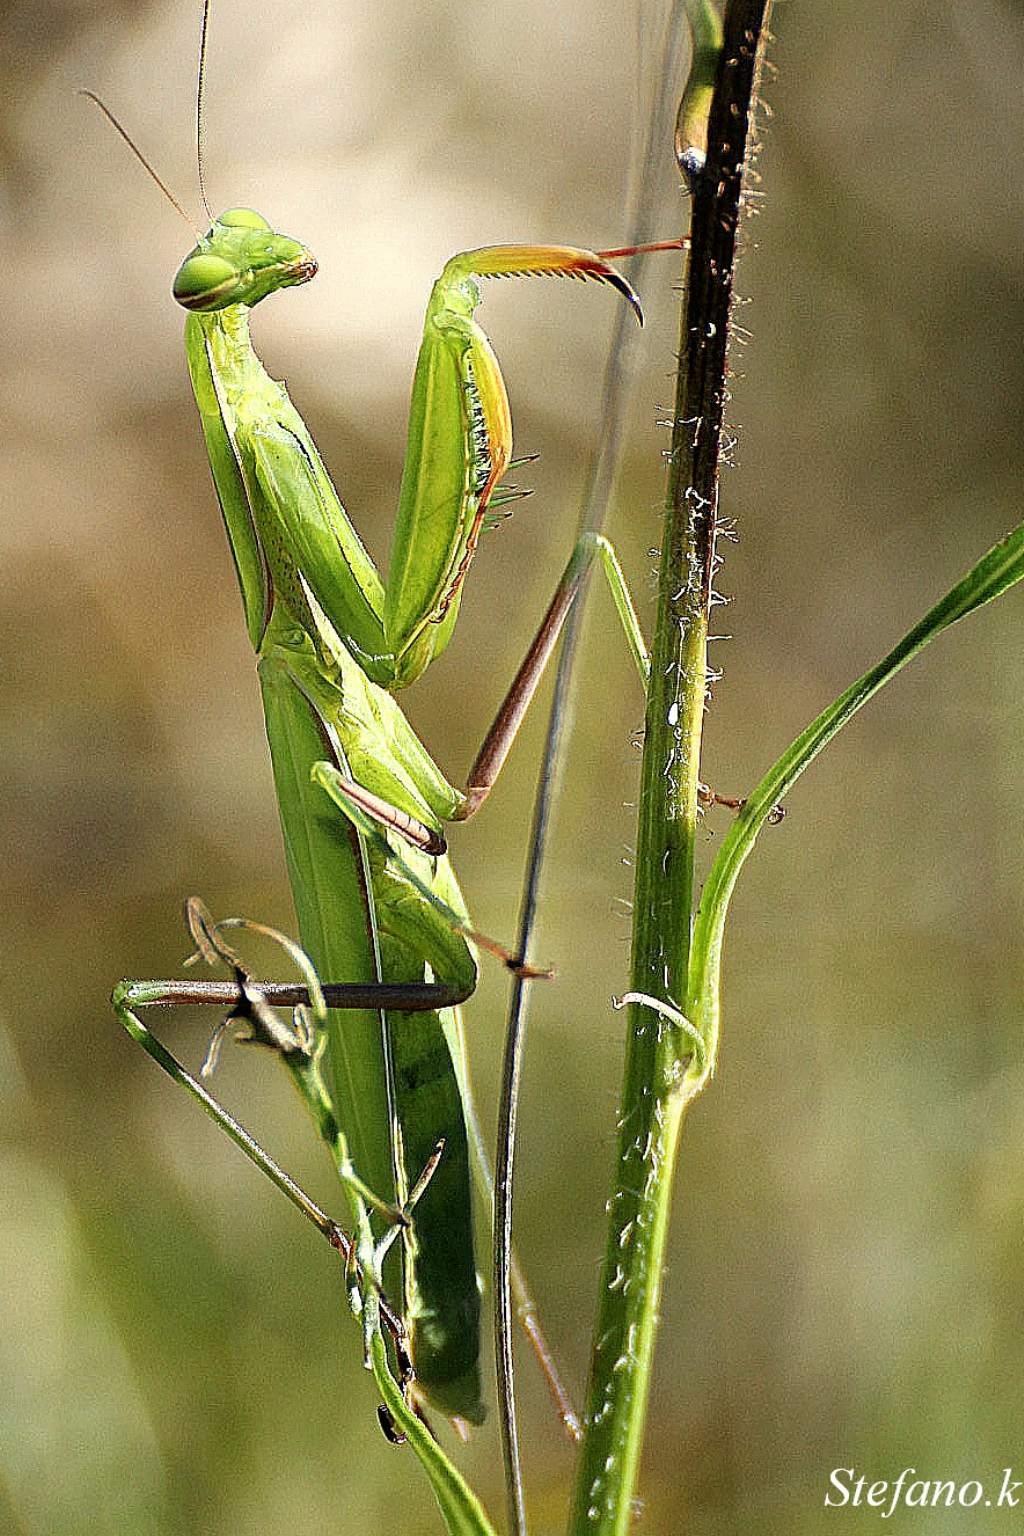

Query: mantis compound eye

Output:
[216, 207, 273, 231]
[172, 252, 239, 310]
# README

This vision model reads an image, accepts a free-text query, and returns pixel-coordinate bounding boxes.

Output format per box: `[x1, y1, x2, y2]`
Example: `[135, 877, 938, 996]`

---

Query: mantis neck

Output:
[191, 304, 275, 407]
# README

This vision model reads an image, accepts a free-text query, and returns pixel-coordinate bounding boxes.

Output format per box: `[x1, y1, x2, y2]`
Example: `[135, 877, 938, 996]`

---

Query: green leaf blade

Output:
[690, 519, 1024, 1050]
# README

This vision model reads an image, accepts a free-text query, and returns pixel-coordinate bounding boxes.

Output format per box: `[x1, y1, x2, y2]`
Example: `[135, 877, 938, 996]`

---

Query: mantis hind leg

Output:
[112, 900, 458, 1226]
[455, 530, 649, 821]
[449, 529, 772, 822]
[112, 971, 440, 1444]
[111, 972, 416, 1359]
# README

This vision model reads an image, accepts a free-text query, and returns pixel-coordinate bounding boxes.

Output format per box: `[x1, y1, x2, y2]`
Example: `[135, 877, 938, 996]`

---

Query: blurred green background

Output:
[2, 1, 1023, 1531]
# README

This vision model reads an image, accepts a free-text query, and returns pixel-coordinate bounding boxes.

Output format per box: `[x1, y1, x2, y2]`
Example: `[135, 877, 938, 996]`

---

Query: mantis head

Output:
[173, 208, 317, 312]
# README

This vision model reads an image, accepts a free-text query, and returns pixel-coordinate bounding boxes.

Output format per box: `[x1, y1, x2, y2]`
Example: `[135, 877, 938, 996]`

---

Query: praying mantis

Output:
[103, 1, 693, 1438]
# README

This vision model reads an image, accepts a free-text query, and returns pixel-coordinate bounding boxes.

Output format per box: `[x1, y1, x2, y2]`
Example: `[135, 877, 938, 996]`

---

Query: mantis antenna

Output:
[79, 90, 202, 238]
[196, 0, 214, 221]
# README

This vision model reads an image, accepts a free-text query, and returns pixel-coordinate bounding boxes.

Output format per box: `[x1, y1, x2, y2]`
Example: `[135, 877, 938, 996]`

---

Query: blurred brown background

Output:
[2, 1, 1023, 1531]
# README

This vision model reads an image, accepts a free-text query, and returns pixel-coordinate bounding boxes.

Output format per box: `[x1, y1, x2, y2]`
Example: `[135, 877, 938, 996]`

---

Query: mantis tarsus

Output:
[101, 4, 678, 1433]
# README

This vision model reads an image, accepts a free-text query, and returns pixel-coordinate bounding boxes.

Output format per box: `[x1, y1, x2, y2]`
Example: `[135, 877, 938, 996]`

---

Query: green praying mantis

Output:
[102, 1, 707, 1436]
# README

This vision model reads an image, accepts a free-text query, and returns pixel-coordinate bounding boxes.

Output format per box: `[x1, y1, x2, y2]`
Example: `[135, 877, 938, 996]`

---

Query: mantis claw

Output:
[184, 894, 243, 970]
[462, 928, 553, 982]
[697, 781, 785, 824]
[184, 899, 312, 1070]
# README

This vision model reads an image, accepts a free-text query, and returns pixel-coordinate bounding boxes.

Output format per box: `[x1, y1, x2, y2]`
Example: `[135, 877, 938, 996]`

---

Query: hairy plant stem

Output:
[493, 14, 694, 1532]
[569, 6, 772, 1532]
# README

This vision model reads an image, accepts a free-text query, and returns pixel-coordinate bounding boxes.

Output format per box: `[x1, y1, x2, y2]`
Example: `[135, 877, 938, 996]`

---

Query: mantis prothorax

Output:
[101, 3, 685, 1432]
